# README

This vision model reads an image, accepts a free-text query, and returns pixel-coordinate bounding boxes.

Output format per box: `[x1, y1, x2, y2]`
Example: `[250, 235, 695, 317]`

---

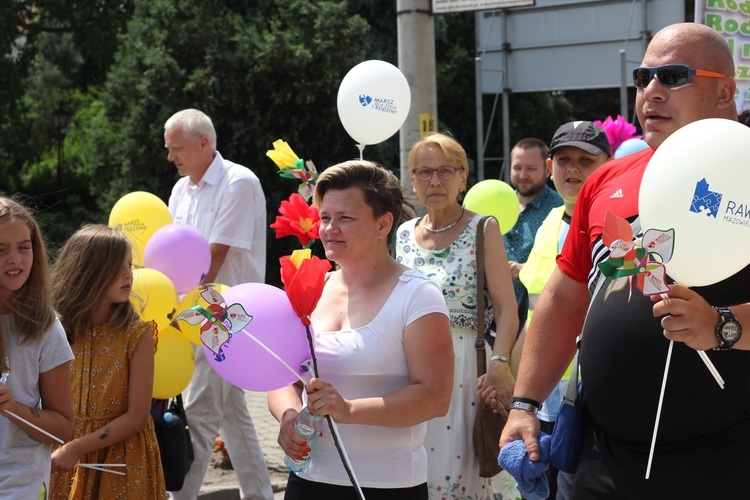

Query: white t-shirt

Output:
[0, 316, 73, 498]
[300, 270, 449, 488]
[168, 151, 266, 285]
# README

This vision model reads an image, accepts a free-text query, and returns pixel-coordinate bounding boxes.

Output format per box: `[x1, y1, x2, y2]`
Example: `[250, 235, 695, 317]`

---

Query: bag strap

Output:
[563, 273, 607, 406]
[175, 393, 189, 424]
[475, 216, 491, 378]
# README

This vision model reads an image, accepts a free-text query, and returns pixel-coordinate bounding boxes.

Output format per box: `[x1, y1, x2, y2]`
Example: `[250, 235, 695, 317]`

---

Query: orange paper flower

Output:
[270, 193, 321, 247]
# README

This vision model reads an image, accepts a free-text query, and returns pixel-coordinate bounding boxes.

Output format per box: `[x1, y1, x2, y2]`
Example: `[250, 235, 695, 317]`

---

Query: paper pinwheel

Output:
[267, 139, 319, 201]
[597, 211, 674, 299]
[175, 285, 252, 355]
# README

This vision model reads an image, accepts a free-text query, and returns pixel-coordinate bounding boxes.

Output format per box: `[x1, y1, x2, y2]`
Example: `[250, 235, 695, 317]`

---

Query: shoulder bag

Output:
[548, 275, 606, 473]
[154, 394, 195, 491]
[472, 215, 507, 478]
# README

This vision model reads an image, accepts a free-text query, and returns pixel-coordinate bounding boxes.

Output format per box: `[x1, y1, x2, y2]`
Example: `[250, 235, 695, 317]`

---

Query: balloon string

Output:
[236, 329, 305, 385]
[356, 143, 365, 161]
[646, 339, 673, 479]
[659, 293, 724, 389]
[303, 324, 365, 500]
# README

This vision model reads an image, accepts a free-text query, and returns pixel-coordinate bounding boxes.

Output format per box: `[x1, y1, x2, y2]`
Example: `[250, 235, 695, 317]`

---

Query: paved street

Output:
[197, 390, 287, 499]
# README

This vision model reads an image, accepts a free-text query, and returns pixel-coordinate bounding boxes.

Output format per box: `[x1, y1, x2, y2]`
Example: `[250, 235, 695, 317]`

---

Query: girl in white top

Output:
[269, 160, 454, 500]
[0, 196, 74, 499]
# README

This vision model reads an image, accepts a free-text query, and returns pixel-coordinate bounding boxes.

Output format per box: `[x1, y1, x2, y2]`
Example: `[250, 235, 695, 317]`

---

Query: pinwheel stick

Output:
[4, 410, 65, 445]
[77, 464, 125, 475]
[302, 323, 365, 500]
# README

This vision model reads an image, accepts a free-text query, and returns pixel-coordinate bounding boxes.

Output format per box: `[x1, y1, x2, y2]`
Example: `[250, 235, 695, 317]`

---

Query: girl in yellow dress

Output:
[49, 225, 167, 499]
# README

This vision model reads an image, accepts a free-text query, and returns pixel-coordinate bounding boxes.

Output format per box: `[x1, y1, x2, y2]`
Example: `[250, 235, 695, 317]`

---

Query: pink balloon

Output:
[202, 283, 312, 391]
[144, 223, 211, 294]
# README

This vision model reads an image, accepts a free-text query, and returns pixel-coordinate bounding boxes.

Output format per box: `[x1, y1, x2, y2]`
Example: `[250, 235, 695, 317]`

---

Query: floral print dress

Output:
[49, 320, 167, 500]
[396, 214, 521, 500]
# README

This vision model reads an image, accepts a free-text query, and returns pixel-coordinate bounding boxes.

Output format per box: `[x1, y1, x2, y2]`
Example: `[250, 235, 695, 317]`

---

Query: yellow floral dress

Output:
[49, 320, 167, 499]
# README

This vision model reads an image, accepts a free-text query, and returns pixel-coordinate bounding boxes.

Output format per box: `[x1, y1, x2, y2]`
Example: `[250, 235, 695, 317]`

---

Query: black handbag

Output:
[154, 394, 195, 491]
[472, 216, 506, 478]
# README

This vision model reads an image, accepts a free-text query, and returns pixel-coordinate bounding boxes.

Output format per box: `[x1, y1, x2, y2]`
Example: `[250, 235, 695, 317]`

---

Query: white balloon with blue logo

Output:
[639, 118, 750, 286]
[337, 60, 411, 154]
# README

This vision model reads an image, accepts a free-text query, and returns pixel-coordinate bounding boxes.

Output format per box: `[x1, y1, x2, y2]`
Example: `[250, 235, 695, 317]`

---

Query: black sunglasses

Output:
[632, 64, 726, 89]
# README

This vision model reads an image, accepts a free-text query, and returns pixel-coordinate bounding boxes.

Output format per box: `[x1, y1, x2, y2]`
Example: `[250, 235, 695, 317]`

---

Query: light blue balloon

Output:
[614, 138, 649, 158]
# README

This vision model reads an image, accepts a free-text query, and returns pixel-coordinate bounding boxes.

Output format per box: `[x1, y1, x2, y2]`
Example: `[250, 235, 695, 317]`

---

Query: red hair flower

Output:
[270, 193, 321, 247]
[594, 115, 642, 151]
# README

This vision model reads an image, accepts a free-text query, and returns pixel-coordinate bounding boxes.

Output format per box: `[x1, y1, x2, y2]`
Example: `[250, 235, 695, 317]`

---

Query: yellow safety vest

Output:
[519, 205, 566, 315]
[518, 206, 574, 380]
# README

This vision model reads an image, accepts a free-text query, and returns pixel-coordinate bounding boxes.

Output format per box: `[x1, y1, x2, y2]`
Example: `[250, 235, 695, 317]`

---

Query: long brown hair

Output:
[51, 225, 138, 342]
[0, 196, 56, 373]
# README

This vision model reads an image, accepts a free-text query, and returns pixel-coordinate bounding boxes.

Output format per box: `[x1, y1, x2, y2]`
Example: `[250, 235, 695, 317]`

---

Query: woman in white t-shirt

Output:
[269, 160, 454, 500]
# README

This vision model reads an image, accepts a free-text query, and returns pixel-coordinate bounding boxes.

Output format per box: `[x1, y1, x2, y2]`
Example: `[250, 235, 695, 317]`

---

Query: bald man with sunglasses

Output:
[500, 23, 750, 498]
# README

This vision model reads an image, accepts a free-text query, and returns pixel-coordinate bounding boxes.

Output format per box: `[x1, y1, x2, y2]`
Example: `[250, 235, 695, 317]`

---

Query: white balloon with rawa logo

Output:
[639, 118, 750, 287]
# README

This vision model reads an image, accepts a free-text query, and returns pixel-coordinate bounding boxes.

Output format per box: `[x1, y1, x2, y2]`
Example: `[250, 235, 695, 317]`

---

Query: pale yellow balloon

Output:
[153, 325, 195, 399]
[109, 191, 172, 267]
[175, 283, 230, 345]
[131, 268, 179, 330]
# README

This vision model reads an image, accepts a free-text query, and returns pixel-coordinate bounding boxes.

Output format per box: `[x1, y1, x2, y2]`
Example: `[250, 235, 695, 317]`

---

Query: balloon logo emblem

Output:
[359, 95, 372, 106]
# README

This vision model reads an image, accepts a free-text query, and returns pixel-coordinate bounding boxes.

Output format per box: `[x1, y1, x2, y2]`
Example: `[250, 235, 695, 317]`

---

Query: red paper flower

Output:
[280, 249, 331, 325]
[270, 193, 321, 247]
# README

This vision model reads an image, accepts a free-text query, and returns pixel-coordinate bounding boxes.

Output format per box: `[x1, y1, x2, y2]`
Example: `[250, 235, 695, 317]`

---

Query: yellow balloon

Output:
[131, 268, 179, 330]
[153, 325, 195, 399]
[109, 191, 173, 267]
[176, 283, 230, 345]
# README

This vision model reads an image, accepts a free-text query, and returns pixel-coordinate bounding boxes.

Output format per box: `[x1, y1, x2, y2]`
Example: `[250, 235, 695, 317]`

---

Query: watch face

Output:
[722, 321, 741, 342]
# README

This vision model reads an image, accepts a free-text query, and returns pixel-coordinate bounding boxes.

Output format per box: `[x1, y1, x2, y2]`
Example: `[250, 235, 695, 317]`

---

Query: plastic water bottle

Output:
[283, 407, 323, 473]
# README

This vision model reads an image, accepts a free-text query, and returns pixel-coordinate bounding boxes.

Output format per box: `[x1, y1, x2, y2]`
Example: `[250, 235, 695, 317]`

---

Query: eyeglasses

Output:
[632, 64, 726, 89]
[410, 166, 463, 181]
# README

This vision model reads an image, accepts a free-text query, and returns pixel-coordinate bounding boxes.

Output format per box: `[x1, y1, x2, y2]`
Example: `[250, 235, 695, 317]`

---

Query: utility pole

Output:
[397, 0, 437, 189]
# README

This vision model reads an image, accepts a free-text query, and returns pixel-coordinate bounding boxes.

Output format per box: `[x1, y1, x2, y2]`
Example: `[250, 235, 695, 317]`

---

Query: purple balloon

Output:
[144, 223, 211, 294]
[202, 283, 312, 391]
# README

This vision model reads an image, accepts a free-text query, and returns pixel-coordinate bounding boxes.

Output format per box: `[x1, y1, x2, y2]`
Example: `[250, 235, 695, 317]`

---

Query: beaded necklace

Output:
[422, 206, 465, 233]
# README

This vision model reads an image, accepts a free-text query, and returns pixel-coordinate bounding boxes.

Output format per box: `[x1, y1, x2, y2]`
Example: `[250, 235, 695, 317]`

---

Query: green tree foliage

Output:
[88, 0, 370, 282]
[1, 0, 624, 281]
[0, 1, 36, 189]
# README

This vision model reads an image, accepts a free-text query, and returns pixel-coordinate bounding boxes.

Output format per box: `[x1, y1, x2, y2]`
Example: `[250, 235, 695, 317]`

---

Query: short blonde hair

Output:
[407, 133, 469, 171]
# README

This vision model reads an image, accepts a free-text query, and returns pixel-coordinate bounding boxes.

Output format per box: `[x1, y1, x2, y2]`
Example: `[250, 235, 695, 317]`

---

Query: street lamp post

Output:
[52, 106, 69, 186]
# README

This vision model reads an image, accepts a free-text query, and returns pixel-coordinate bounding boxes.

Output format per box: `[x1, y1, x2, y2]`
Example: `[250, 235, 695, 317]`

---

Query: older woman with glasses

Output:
[396, 133, 519, 498]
